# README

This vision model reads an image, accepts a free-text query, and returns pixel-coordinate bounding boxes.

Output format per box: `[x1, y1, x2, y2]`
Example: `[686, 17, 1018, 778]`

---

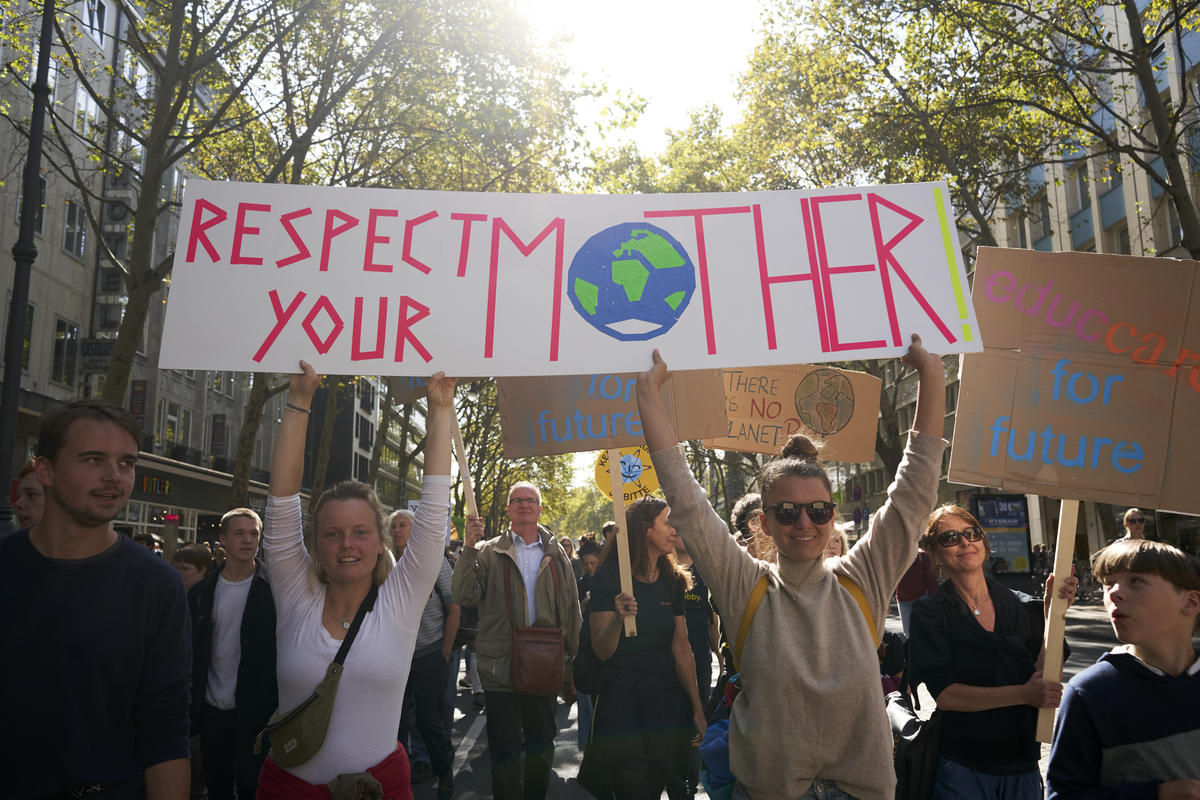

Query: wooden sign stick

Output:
[607, 448, 637, 637]
[450, 411, 479, 519]
[1037, 498, 1080, 743]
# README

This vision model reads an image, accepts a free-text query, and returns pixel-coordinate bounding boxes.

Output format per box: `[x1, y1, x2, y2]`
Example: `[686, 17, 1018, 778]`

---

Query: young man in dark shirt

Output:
[0, 399, 192, 799]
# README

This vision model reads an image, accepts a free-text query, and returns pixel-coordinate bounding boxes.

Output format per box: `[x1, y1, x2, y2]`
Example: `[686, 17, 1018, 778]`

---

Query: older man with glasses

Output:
[451, 481, 581, 800]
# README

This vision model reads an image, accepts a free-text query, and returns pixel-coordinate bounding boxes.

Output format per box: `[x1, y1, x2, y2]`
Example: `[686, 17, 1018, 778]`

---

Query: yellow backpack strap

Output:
[733, 574, 770, 673]
[836, 573, 877, 643]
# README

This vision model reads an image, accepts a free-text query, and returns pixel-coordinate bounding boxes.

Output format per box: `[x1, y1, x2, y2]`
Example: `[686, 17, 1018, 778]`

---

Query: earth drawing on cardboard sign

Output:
[568, 222, 696, 341]
[794, 368, 856, 435]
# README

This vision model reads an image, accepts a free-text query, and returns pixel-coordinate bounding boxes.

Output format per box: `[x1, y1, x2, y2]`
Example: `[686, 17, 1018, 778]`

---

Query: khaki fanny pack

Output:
[255, 584, 378, 767]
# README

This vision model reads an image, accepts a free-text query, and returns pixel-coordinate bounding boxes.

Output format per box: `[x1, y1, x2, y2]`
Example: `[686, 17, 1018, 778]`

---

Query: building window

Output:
[1116, 225, 1131, 255]
[180, 408, 192, 448]
[27, 45, 59, 101]
[74, 84, 99, 137]
[63, 199, 87, 258]
[162, 401, 180, 449]
[211, 371, 234, 396]
[1029, 192, 1052, 242]
[124, 53, 151, 98]
[84, 0, 107, 44]
[1067, 161, 1090, 214]
[355, 454, 370, 481]
[51, 318, 79, 386]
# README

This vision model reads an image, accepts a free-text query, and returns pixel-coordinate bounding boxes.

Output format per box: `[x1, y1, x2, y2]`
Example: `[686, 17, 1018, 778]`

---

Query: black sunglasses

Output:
[1127, 517, 1145, 524]
[763, 501, 836, 526]
[935, 526, 985, 548]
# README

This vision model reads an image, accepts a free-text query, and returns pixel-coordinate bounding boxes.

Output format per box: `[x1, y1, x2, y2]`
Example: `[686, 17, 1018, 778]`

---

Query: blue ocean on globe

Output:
[567, 222, 696, 341]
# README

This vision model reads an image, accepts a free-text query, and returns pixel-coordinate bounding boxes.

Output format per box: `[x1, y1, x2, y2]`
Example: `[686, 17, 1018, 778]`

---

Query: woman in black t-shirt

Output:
[579, 497, 707, 800]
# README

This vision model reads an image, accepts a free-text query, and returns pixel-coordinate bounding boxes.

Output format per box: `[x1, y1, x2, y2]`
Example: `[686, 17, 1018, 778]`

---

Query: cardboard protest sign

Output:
[496, 370, 726, 458]
[704, 365, 880, 462]
[948, 248, 1200, 516]
[160, 180, 982, 376]
[594, 446, 659, 503]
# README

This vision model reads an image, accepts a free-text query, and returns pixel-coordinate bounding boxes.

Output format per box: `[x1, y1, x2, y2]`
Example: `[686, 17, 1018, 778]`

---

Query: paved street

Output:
[412, 599, 1121, 799]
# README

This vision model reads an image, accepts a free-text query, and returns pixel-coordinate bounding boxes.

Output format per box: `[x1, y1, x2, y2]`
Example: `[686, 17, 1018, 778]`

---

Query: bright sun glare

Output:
[516, 0, 763, 156]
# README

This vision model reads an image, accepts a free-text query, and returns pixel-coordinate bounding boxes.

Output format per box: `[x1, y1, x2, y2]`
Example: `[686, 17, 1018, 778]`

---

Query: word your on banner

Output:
[704, 364, 880, 462]
[496, 370, 727, 458]
[595, 447, 659, 503]
[159, 180, 982, 376]
[948, 248, 1200, 516]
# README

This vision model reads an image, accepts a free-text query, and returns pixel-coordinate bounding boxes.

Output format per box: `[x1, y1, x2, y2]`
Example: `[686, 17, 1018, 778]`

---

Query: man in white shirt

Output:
[451, 481, 581, 800]
[188, 508, 277, 800]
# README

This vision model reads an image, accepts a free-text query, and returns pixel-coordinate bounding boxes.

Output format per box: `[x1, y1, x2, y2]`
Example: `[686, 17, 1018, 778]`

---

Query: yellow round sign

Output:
[594, 446, 659, 502]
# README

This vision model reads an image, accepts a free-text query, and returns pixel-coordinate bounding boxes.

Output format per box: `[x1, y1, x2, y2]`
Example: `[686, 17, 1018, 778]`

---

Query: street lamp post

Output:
[0, 0, 57, 534]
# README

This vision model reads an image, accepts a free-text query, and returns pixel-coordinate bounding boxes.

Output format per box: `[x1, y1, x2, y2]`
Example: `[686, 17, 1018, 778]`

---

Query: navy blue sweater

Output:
[0, 529, 192, 799]
[1048, 648, 1200, 799]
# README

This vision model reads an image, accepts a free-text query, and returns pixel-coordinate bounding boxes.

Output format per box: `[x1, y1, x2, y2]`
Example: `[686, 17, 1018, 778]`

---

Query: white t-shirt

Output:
[264, 475, 449, 785]
[205, 572, 254, 709]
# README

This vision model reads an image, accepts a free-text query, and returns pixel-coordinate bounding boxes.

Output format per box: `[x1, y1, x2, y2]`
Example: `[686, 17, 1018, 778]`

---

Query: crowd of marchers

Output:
[1, 338, 1197, 800]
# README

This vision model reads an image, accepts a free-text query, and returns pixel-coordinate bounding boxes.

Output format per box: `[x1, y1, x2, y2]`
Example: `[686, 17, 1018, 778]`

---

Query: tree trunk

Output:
[229, 373, 286, 506]
[100, 276, 157, 405]
[366, 382, 395, 488]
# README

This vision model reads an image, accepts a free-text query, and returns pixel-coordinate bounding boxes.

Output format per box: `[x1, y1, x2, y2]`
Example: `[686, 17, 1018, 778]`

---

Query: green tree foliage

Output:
[185, 0, 594, 502]
[913, 0, 1200, 257]
[543, 482, 614, 539]
[741, 0, 1056, 248]
[454, 380, 572, 534]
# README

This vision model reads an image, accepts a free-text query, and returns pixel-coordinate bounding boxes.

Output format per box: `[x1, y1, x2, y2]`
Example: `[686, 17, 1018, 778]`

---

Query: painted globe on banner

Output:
[794, 368, 856, 435]
[568, 222, 696, 341]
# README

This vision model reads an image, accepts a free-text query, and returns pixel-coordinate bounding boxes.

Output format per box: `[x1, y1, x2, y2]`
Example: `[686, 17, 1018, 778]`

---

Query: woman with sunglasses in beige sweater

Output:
[636, 335, 947, 800]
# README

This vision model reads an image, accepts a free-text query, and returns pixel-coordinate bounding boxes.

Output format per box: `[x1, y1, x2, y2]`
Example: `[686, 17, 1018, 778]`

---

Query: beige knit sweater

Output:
[652, 432, 946, 800]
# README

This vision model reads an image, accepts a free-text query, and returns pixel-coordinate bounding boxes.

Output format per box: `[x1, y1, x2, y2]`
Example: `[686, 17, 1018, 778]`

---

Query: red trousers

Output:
[256, 745, 412, 800]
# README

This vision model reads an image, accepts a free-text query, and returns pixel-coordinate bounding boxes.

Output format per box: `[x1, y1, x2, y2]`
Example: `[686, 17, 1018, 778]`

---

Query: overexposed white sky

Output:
[520, 0, 765, 156]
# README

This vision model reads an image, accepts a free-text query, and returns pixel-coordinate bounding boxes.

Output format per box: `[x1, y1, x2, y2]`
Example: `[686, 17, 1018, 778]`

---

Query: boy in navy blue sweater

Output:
[1048, 539, 1200, 800]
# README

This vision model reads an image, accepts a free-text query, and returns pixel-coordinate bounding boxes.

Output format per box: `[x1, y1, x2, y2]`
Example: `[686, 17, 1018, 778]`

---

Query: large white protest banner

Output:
[160, 180, 981, 375]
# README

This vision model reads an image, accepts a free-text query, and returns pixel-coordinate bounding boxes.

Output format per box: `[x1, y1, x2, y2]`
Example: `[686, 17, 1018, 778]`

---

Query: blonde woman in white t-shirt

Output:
[256, 362, 457, 800]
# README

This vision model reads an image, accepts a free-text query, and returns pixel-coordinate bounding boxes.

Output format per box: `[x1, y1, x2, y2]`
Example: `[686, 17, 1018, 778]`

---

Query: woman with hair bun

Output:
[636, 336, 947, 800]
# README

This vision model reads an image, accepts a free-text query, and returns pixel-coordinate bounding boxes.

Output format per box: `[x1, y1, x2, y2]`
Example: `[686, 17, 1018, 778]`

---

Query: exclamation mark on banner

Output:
[934, 187, 973, 342]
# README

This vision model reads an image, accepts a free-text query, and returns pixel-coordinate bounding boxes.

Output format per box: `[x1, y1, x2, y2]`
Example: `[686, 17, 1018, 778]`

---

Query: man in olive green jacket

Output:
[451, 481, 581, 800]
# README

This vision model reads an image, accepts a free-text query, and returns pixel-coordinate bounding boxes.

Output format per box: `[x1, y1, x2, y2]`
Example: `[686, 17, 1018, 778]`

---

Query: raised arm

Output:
[902, 334, 946, 437]
[269, 361, 321, 498]
[423, 373, 455, 478]
[635, 349, 677, 451]
[637, 349, 762, 624]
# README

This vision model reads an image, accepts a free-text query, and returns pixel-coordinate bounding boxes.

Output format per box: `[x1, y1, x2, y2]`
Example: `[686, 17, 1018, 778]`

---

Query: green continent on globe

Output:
[612, 259, 650, 301]
[613, 230, 686, 270]
[575, 278, 599, 315]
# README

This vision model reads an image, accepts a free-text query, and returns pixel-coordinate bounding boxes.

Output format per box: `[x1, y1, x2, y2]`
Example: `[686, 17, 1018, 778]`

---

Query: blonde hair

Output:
[311, 480, 393, 586]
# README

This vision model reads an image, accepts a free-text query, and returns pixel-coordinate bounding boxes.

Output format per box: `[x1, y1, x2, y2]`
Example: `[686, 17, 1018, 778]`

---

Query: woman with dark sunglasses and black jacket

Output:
[636, 335, 947, 800]
[907, 506, 1078, 800]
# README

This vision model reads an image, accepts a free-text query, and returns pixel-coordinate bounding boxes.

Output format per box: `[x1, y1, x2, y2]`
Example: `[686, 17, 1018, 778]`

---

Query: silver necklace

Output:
[324, 606, 352, 630]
